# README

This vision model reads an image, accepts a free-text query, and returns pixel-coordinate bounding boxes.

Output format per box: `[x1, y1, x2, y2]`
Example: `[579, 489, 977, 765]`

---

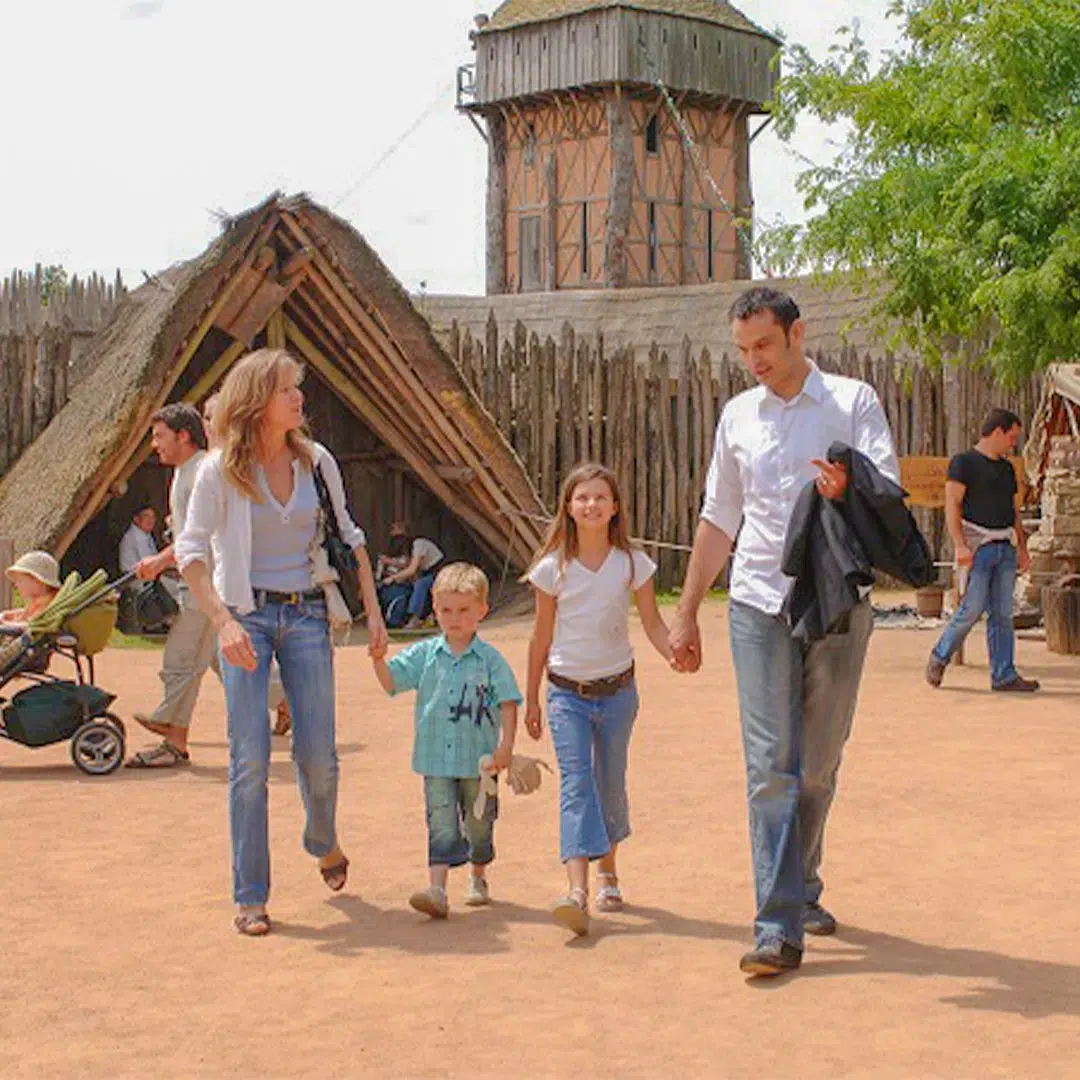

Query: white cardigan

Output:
[176, 442, 366, 615]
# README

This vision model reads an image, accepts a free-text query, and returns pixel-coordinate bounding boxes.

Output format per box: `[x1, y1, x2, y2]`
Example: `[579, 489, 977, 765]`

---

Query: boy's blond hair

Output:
[432, 562, 489, 605]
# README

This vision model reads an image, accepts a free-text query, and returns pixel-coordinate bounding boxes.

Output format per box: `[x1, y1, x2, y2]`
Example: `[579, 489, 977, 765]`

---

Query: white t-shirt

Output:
[413, 538, 444, 573]
[528, 547, 656, 681]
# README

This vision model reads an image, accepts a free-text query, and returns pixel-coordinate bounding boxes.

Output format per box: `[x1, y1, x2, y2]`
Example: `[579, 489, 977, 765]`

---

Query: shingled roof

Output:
[479, 0, 772, 38]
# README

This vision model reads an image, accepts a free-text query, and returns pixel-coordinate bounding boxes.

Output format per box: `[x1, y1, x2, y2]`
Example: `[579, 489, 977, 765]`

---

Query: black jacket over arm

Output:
[782, 442, 936, 644]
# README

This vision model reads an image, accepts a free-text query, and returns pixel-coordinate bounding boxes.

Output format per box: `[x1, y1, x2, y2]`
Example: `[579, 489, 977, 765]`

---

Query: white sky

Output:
[2, 0, 900, 294]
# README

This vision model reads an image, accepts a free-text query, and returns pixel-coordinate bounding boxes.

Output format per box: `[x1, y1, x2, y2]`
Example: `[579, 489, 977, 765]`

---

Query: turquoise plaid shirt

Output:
[388, 634, 523, 778]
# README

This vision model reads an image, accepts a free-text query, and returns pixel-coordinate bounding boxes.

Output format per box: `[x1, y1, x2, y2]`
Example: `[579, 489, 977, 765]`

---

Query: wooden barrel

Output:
[1042, 583, 1080, 655]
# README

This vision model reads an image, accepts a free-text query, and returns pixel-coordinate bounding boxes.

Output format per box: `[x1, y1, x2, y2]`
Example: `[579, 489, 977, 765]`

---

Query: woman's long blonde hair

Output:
[527, 463, 633, 578]
[211, 348, 314, 500]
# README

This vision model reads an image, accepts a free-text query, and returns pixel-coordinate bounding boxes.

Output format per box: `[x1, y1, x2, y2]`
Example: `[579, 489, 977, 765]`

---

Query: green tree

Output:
[766, 0, 1080, 381]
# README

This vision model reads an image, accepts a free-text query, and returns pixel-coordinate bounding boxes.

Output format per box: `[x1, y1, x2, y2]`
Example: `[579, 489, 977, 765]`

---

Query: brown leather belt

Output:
[547, 664, 635, 699]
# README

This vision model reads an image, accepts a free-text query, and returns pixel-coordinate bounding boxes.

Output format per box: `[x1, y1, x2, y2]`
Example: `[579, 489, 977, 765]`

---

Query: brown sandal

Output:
[125, 740, 190, 768]
[272, 701, 292, 737]
[234, 911, 271, 936]
[320, 856, 349, 892]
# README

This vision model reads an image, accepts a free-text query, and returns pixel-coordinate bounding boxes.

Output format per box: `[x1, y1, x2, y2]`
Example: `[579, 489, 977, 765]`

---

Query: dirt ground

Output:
[1, 597, 1078, 1080]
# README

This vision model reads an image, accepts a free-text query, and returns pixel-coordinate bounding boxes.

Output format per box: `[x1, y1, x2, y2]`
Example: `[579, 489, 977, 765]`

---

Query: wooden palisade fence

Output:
[446, 312, 1043, 590]
[0, 268, 124, 474]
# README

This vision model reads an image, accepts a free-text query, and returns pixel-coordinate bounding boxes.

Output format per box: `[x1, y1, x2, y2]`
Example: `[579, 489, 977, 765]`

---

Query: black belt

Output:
[255, 588, 324, 607]
[547, 664, 635, 699]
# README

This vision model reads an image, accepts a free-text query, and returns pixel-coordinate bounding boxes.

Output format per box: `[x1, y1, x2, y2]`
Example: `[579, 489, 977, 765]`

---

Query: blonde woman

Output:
[178, 349, 386, 936]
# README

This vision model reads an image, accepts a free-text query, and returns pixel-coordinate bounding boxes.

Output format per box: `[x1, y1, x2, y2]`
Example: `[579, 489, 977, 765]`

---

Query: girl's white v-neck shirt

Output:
[528, 547, 656, 681]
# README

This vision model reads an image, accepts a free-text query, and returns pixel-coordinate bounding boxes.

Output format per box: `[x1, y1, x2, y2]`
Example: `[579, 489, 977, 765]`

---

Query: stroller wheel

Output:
[105, 712, 126, 739]
[71, 720, 125, 776]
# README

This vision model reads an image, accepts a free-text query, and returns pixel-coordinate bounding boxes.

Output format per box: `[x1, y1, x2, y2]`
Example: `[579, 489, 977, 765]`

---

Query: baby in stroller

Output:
[0, 559, 129, 775]
[1, 551, 62, 630]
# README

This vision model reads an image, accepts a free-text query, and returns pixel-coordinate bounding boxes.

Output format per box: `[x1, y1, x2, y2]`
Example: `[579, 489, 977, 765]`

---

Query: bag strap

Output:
[313, 463, 343, 542]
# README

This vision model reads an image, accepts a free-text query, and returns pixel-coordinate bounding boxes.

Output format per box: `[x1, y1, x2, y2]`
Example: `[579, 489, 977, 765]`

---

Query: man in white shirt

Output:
[119, 507, 159, 575]
[125, 404, 217, 768]
[670, 287, 899, 978]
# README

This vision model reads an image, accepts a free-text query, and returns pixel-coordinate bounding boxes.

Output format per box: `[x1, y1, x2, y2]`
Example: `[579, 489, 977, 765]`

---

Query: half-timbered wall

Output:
[499, 90, 747, 292]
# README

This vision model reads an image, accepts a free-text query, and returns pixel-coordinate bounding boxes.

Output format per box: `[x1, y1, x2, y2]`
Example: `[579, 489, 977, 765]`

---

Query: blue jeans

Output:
[932, 541, 1019, 687]
[729, 599, 873, 949]
[220, 598, 338, 906]
[407, 571, 437, 620]
[424, 776, 497, 866]
[547, 682, 638, 862]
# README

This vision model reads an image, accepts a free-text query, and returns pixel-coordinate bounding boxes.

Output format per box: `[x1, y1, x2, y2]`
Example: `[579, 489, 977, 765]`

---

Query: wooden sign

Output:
[900, 456, 1028, 509]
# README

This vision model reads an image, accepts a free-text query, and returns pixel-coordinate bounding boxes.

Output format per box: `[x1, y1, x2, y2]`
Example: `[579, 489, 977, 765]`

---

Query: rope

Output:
[635, 29, 760, 271]
[332, 78, 455, 212]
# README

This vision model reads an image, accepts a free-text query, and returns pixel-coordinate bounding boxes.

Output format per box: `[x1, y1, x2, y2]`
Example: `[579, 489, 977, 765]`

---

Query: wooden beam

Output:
[284, 315, 522, 565]
[267, 308, 286, 349]
[281, 212, 526, 527]
[54, 214, 279, 556]
[115, 337, 250, 487]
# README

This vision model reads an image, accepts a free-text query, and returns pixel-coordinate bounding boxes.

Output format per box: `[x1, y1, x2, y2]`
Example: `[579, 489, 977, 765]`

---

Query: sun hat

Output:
[4, 551, 62, 590]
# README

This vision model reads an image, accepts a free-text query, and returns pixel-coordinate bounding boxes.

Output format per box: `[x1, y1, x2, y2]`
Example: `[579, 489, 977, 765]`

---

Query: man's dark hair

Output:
[728, 286, 801, 335]
[134, 505, 155, 520]
[152, 403, 207, 450]
[981, 407, 1021, 438]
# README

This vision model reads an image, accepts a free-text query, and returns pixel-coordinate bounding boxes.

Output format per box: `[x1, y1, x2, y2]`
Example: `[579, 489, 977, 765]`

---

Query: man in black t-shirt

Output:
[926, 408, 1039, 692]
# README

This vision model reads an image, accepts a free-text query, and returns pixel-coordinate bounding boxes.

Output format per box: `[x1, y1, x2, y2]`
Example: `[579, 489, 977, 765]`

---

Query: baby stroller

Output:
[0, 569, 131, 776]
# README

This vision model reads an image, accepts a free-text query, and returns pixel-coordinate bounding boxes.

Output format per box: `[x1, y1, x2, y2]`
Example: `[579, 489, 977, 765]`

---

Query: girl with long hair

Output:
[524, 463, 672, 935]
[177, 348, 386, 935]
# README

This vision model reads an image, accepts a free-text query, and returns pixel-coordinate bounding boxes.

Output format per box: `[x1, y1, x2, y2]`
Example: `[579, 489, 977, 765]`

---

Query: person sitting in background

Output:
[381, 522, 445, 630]
[119, 506, 159, 575]
[1, 551, 62, 629]
[375, 532, 414, 629]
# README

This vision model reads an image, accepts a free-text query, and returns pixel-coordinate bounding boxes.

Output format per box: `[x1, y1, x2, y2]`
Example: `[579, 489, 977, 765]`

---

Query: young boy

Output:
[371, 562, 521, 918]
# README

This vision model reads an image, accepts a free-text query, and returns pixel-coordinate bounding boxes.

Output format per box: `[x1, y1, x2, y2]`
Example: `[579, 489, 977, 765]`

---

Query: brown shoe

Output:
[926, 654, 947, 688]
[272, 701, 292, 736]
[992, 676, 1040, 692]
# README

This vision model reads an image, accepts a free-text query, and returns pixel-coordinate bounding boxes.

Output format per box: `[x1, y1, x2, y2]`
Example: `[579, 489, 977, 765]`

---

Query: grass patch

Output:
[654, 588, 728, 607]
[108, 629, 167, 650]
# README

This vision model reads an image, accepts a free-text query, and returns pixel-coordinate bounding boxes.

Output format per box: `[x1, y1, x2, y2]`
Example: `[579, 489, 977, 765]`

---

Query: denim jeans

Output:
[423, 776, 497, 866]
[547, 682, 638, 862]
[728, 599, 872, 949]
[407, 571, 437, 620]
[220, 597, 337, 906]
[931, 541, 1018, 687]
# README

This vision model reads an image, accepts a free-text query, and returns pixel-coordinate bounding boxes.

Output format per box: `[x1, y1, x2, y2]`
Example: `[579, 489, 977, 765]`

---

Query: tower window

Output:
[707, 210, 715, 281]
[524, 122, 537, 168]
[717, 39, 723, 55]
[645, 114, 659, 155]
[520, 216, 542, 292]
[693, 33, 698, 50]
[580, 202, 590, 278]
[648, 202, 658, 274]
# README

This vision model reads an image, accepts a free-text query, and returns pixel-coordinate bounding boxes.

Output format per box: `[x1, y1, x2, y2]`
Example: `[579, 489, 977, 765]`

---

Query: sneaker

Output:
[409, 885, 449, 919]
[739, 941, 803, 977]
[464, 877, 490, 907]
[925, 654, 947, 688]
[804, 903, 837, 936]
[992, 675, 1040, 692]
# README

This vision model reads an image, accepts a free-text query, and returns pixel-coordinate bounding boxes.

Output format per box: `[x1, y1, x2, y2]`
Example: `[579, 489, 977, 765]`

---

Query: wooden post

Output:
[0, 537, 13, 610]
[604, 89, 633, 288]
[267, 308, 286, 349]
[545, 152, 559, 292]
[486, 109, 509, 295]
[732, 107, 753, 280]
[558, 324, 575, 477]
[541, 336, 557, 510]
[1043, 581, 1080, 655]
[680, 142, 695, 285]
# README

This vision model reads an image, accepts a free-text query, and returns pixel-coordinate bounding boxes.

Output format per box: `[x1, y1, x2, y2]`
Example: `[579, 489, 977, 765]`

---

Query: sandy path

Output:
[1, 603, 1077, 1079]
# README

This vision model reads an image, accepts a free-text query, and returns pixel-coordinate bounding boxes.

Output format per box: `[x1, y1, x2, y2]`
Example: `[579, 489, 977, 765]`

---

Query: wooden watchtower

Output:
[458, 1, 780, 294]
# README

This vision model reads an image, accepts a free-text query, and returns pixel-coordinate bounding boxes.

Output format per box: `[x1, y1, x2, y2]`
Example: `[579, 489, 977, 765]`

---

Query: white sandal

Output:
[553, 886, 590, 936]
[595, 871, 624, 912]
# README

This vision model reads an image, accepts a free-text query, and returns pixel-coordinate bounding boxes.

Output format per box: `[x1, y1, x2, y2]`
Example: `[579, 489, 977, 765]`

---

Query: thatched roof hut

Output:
[0, 194, 547, 574]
